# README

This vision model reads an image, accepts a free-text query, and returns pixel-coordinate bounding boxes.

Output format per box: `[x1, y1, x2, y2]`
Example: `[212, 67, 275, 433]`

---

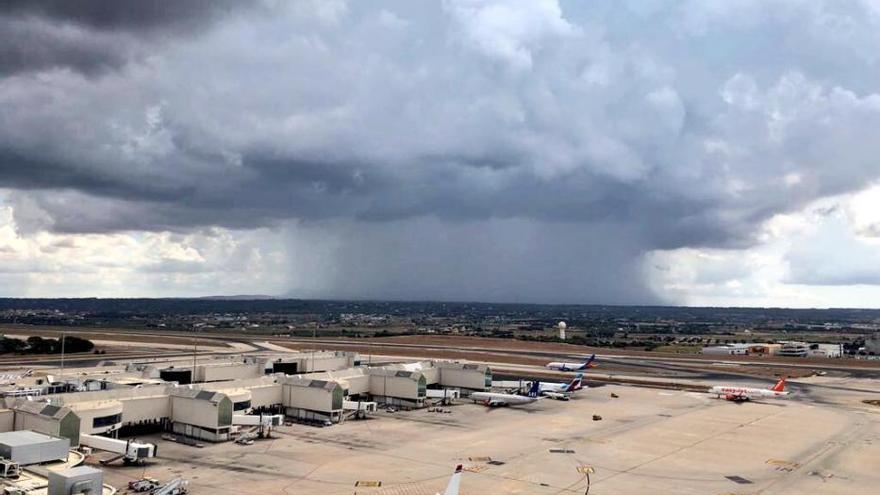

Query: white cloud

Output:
[0, 193, 289, 297]
[647, 186, 880, 307]
[443, 0, 575, 71]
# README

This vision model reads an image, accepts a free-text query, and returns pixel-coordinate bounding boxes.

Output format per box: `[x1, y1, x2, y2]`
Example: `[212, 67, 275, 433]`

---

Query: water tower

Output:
[557, 321, 567, 340]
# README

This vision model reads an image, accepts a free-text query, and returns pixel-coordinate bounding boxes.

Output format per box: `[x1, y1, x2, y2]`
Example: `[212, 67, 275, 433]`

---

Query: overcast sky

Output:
[2, 0, 880, 307]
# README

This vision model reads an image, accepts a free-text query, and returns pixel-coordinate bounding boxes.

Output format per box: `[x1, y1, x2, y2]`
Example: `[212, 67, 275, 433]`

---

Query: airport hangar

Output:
[0, 350, 491, 444]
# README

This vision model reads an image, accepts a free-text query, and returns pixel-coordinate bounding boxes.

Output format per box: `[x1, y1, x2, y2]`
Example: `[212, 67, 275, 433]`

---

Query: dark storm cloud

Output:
[3, 0, 880, 302]
[0, 149, 194, 201]
[285, 218, 658, 304]
[0, 17, 133, 75]
[0, 0, 252, 75]
[1, 0, 244, 32]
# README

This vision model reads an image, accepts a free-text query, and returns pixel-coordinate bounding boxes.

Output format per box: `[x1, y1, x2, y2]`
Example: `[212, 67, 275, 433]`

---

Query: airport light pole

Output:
[192, 326, 198, 382]
[579, 465, 594, 495]
[311, 326, 316, 372]
[59, 330, 66, 390]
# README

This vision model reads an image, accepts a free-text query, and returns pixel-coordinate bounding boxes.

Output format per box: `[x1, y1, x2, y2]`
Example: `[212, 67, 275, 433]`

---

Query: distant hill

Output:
[1, 298, 880, 324]
[196, 295, 278, 301]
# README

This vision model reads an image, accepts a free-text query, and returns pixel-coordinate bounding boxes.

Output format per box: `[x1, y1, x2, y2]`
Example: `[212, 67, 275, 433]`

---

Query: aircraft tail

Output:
[564, 373, 583, 392]
[440, 465, 462, 495]
[527, 380, 541, 397]
[770, 378, 786, 392]
[584, 354, 596, 368]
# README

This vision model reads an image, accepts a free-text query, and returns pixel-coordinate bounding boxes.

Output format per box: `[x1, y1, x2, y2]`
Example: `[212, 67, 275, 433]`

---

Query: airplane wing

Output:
[439, 465, 462, 495]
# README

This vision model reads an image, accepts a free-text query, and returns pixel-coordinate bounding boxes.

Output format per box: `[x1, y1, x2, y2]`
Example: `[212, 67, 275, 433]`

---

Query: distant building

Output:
[867, 333, 880, 355]
[777, 342, 809, 357]
[808, 343, 842, 358]
[701, 343, 780, 356]
[701, 344, 750, 356]
[745, 343, 781, 356]
[708, 341, 840, 359]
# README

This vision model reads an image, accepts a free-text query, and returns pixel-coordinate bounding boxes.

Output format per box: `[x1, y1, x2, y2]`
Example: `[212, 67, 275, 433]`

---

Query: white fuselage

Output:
[439, 465, 462, 495]
[538, 378, 581, 394]
[546, 362, 589, 371]
[470, 391, 540, 406]
[709, 385, 788, 401]
[538, 382, 570, 393]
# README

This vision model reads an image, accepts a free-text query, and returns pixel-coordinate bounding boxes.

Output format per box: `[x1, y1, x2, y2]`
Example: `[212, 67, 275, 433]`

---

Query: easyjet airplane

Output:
[709, 378, 789, 402]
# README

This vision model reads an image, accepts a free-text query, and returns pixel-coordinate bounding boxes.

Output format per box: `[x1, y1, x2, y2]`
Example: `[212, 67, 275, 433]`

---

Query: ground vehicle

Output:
[152, 478, 188, 495]
[0, 458, 20, 479]
[128, 477, 160, 492]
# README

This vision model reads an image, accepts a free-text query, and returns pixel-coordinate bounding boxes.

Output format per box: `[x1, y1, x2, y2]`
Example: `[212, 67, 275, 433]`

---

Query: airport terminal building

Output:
[0, 350, 492, 444]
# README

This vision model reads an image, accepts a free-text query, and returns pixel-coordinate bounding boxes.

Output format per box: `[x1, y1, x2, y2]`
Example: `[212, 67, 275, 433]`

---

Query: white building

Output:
[776, 341, 841, 358]
[0, 356, 491, 442]
[701, 344, 750, 356]
[777, 342, 809, 357]
[808, 343, 842, 358]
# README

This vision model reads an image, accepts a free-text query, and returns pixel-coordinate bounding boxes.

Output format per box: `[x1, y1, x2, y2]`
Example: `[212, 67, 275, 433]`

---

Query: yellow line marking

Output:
[464, 465, 488, 473]
[766, 459, 800, 471]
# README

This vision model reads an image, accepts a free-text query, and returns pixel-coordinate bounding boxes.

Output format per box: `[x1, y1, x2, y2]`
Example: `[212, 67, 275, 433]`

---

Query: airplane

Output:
[437, 464, 462, 495]
[546, 354, 596, 372]
[708, 378, 790, 402]
[537, 373, 584, 400]
[470, 380, 544, 407]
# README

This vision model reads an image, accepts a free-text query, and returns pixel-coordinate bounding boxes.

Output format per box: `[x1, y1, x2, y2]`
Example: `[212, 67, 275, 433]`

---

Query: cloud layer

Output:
[2, 0, 880, 304]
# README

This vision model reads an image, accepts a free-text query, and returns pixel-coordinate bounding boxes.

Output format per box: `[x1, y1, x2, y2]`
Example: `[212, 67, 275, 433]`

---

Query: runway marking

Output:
[370, 483, 436, 495]
[583, 437, 609, 444]
[355, 481, 382, 487]
[725, 475, 753, 484]
[464, 465, 488, 473]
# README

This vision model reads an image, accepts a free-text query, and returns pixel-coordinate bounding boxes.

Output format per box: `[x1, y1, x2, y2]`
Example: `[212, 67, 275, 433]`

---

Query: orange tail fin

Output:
[770, 378, 786, 392]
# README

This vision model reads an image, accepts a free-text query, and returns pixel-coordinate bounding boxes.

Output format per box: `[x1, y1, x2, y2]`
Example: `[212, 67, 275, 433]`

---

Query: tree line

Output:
[0, 335, 95, 354]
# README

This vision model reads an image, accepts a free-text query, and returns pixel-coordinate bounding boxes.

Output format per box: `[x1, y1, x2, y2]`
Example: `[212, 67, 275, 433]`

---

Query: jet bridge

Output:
[342, 400, 377, 420]
[231, 414, 283, 427]
[231, 413, 284, 441]
[79, 433, 156, 465]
